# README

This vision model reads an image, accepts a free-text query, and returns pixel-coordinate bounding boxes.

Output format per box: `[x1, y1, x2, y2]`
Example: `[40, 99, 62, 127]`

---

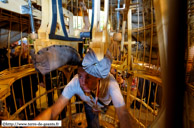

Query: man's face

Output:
[116, 73, 123, 84]
[78, 67, 100, 93]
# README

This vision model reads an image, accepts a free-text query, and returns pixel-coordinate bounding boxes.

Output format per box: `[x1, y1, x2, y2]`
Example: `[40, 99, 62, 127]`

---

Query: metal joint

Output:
[21, 5, 31, 14]
[115, 4, 125, 11]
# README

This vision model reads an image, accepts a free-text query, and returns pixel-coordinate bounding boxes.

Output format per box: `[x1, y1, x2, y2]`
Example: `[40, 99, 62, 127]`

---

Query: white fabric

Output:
[62, 74, 125, 108]
[82, 48, 112, 78]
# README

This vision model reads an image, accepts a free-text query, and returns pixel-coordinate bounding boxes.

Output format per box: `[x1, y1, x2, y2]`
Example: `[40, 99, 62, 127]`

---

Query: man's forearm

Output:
[34, 95, 69, 120]
[34, 107, 53, 120]
[116, 105, 140, 128]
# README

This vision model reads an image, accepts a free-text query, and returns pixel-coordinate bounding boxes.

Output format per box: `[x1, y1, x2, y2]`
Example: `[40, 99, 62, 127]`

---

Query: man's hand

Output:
[115, 105, 142, 128]
[34, 95, 69, 120]
[39, 82, 46, 88]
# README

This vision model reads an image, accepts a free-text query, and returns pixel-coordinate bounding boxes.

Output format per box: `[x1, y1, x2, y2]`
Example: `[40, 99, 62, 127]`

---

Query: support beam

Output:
[0, 0, 41, 20]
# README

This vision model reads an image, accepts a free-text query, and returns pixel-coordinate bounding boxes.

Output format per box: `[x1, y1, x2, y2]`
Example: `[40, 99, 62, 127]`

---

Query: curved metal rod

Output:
[50, 0, 57, 35]
[58, 0, 68, 37]
[122, 91, 158, 116]
[48, 0, 83, 41]
[9, 85, 66, 120]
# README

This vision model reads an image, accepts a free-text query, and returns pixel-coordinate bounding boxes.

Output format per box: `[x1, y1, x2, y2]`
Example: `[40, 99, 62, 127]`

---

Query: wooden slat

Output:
[0, 85, 10, 100]
[0, 64, 36, 86]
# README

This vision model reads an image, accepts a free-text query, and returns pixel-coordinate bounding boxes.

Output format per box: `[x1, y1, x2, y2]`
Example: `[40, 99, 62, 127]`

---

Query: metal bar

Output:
[50, 72, 54, 104]
[7, 11, 12, 70]
[28, 0, 35, 33]
[111, 0, 112, 29]
[58, 0, 68, 36]
[116, 0, 120, 32]
[127, 74, 133, 109]
[89, 0, 94, 39]
[11, 85, 18, 112]
[131, 24, 156, 32]
[133, 77, 139, 117]
[59, 72, 65, 119]
[36, 72, 42, 112]
[43, 75, 48, 107]
[19, 15, 23, 67]
[142, 4, 146, 67]
[148, 0, 153, 69]
[145, 81, 152, 126]
[128, 8, 132, 70]
[138, 78, 146, 120]
[153, 84, 158, 120]
[135, 0, 139, 62]
[9, 85, 65, 120]
[20, 79, 28, 119]
[77, 0, 78, 29]
[156, 51, 160, 73]
[29, 75, 36, 117]
[128, 94, 157, 116]
[27, 31, 30, 64]
[56, 70, 59, 92]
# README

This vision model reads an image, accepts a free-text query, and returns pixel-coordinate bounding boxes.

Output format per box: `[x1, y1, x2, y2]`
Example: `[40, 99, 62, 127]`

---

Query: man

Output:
[33, 48, 139, 128]
[116, 70, 127, 91]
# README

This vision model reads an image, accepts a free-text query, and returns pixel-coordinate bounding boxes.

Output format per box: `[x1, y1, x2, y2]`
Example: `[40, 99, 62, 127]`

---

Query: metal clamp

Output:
[21, 5, 30, 14]
[115, 4, 125, 11]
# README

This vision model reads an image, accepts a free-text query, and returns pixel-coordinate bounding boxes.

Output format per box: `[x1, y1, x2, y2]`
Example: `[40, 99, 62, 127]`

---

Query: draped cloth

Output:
[30, 45, 81, 75]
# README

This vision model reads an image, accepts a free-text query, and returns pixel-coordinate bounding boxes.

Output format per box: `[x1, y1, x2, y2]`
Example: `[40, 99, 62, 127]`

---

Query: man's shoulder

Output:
[106, 74, 120, 91]
[73, 74, 79, 79]
[109, 74, 118, 84]
[67, 74, 79, 86]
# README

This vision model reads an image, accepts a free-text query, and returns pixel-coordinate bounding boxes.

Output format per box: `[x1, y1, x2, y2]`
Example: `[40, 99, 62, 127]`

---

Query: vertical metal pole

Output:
[142, 0, 146, 67]
[146, 82, 152, 126]
[21, 79, 28, 119]
[153, 84, 158, 120]
[138, 78, 145, 120]
[29, 75, 36, 116]
[77, 0, 78, 29]
[116, 0, 120, 32]
[149, 0, 153, 69]
[11, 85, 18, 111]
[28, 0, 35, 34]
[19, 15, 23, 67]
[7, 12, 12, 70]
[111, 0, 113, 29]
[49, 72, 54, 105]
[135, 0, 139, 62]
[128, 9, 132, 70]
